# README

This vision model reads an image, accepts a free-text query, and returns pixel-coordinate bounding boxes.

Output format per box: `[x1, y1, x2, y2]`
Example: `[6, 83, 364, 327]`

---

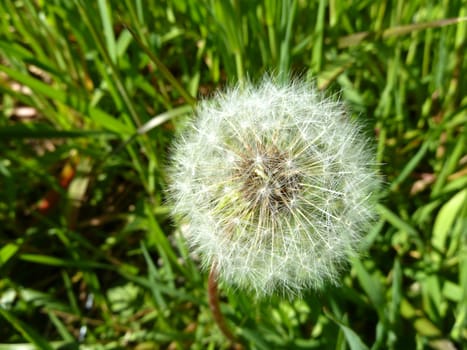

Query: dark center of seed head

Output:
[238, 144, 302, 214]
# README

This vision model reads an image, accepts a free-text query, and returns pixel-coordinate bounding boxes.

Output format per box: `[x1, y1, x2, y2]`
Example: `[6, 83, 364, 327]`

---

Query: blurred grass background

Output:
[0, 0, 466, 349]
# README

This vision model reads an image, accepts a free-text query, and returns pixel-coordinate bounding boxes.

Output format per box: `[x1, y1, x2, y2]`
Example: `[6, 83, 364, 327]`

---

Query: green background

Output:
[0, 1, 466, 349]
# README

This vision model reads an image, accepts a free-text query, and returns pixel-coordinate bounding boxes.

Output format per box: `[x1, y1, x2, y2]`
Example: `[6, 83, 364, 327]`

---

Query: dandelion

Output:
[168, 77, 379, 298]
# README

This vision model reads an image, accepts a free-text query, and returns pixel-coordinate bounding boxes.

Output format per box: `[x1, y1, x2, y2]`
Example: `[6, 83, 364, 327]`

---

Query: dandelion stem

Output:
[208, 263, 241, 347]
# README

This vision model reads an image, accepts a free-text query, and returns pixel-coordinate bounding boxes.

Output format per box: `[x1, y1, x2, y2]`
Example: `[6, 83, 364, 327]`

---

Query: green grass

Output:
[0, 0, 466, 349]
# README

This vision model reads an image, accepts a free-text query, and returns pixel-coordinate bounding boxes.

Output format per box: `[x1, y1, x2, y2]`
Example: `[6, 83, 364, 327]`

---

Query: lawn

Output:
[0, 1, 466, 349]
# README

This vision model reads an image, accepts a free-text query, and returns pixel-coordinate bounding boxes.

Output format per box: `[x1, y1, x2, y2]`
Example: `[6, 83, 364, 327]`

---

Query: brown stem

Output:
[208, 264, 241, 347]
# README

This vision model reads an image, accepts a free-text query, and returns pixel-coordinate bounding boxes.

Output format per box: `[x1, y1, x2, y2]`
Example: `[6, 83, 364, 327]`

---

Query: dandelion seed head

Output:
[168, 77, 380, 297]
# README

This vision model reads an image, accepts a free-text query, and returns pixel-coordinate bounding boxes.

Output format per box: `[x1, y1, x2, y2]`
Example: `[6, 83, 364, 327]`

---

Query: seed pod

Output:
[168, 77, 380, 297]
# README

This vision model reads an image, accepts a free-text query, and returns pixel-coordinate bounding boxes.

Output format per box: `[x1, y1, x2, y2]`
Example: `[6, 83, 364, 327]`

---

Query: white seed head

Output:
[167, 77, 380, 298]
